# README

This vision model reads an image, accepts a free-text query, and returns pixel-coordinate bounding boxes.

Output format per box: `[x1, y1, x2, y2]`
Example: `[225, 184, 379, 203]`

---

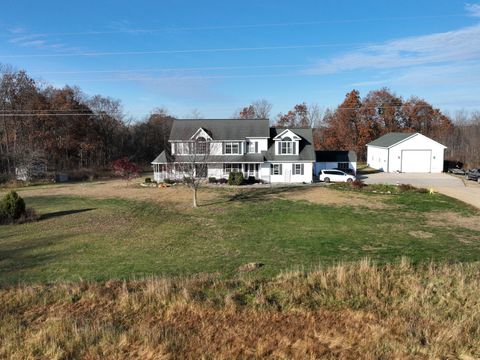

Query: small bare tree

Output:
[174, 137, 220, 208]
[233, 99, 272, 120]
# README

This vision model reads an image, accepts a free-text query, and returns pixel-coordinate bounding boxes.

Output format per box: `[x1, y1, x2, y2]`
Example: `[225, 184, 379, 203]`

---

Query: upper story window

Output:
[225, 142, 240, 154]
[247, 141, 258, 153]
[174, 142, 190, 155]
[279, 137, 294, 155]
[274, 129, 300, 156]
[196, 137, 207, 154]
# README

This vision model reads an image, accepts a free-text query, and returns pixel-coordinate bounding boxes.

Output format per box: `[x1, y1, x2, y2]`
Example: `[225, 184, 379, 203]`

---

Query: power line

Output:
[30, 64, 308, 75]
[0, 14, 466, 38]
[0, 42, 372, 58]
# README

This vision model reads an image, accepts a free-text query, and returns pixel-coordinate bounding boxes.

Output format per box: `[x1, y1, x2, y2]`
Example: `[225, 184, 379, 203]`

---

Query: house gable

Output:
[272, 129, 301, 141]
[190, 127, 212, 140]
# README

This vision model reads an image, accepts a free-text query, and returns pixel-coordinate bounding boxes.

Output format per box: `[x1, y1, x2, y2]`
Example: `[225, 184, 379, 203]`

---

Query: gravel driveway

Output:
[361, 173, 480, 209]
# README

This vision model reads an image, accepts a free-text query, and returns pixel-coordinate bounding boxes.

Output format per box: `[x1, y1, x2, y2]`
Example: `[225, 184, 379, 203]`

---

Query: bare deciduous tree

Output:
[234, 99, 272, 120]
[173, 138, 220, 208]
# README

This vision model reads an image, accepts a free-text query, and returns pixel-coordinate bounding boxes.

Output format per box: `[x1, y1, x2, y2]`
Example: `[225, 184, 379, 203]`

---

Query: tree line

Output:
[237, 91, 479, 167]
[1, 64, 479, 179]
[0, 65, 174, 177]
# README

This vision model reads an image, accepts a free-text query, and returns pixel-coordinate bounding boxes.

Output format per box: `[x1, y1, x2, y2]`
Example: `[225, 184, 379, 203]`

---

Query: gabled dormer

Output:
[190, 127, 212, 141]
[273, 129, 301, 155]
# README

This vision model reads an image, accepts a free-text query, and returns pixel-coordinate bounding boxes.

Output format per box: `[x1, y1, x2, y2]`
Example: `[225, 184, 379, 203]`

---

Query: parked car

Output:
[448, 167, 465, 175]
[465, 169, 480, 182]
[333, 167, 356, 176]
[319, 169, 356, 183]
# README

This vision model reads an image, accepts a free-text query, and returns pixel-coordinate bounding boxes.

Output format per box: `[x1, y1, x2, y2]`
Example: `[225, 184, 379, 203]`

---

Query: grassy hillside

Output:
[0, 183, 479, 284]
[1, 260, 479, 359]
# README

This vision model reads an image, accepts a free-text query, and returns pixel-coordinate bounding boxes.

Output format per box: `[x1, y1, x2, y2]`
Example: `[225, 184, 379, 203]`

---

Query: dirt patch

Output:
[8, 181, 393, 211]
[12, 179, 221, 210]
[426, 212, 480, 232]
[409, 230, 434, 239]
[281, 186, 391, 209]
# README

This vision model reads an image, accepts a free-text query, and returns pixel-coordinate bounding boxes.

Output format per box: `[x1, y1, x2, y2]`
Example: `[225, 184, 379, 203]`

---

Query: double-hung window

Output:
[292, 164, 304, 175]
[280, 141, 293, 154]
[225, 142, 240, 154]
[278, 137, 295, 155]
[271, 164, 282, 175]
[195, 137, 207, 154]
[176, 142, 188, 154]
[224, 163, 242, 173]
[247, 141, 258, 153]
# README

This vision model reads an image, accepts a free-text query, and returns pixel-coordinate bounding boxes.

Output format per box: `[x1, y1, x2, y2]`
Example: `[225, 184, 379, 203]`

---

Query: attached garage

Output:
[314, 151, 357, 176]
[366, 133, 446, 173]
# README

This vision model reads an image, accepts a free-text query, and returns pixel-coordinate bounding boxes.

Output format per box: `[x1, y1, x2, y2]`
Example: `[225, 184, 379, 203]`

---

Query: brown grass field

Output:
[1, 259, 480, 359]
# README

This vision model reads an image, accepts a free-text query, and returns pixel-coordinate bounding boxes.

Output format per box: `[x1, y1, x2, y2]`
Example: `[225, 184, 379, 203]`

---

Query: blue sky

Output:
[1, 0, 479, 120]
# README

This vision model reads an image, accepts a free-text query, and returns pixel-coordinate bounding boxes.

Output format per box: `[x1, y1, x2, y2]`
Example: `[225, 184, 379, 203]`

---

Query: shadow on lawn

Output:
[0, 233, 79, 284]
[40, 208, 96, 220]
[202, 186, 310, 206]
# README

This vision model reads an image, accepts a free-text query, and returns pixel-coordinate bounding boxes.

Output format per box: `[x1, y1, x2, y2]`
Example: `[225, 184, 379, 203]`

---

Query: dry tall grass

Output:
[1, 259, 480, 359]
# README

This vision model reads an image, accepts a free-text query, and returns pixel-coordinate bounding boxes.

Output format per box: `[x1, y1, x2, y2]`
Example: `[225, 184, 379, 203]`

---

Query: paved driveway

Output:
[361, 172, 480, 209]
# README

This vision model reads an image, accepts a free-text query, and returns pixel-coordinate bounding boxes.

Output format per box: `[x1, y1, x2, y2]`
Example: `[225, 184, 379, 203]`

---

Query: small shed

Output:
[366, 132, 446, 173]
[314, 151, 357, 176]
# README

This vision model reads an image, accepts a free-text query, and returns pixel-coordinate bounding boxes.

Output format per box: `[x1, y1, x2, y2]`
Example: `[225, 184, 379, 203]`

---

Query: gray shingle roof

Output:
[169, 119, 270, 140]
[170, 154, 264, 163]
[264, 128, 315, 162]
[151, 150, 264, 164]
[151, 150, 169, 164]
[315, 151, 357, 162]
[366, 132, 416, 148]
[153, 125, 316, 163]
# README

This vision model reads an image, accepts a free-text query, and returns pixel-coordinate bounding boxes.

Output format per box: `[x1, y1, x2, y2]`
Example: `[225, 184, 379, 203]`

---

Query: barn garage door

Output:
[401, 150, 431, 173]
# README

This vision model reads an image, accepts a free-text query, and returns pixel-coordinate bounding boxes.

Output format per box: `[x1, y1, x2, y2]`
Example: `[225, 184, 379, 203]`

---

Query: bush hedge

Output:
[0, 191, 26, 220]
[228, 172, 244, 186]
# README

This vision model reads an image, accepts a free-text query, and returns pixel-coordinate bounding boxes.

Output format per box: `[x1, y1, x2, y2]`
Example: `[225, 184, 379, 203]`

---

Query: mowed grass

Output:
[0, 185, 479, 285]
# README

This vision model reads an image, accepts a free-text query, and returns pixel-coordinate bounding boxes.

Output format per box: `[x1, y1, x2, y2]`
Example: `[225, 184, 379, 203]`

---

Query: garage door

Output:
[401, 150, 432, 173]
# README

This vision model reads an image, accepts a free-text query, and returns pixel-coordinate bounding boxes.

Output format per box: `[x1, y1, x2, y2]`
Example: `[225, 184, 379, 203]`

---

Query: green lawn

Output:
[0, 187, 479, 284]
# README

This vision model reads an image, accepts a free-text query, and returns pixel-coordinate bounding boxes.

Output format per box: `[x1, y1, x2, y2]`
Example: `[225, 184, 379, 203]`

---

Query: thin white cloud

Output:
[305, 24, 480, 74]
[9, 34, 65, 51]
[350, 61, 480, 88]
[466, 3, 480, 17]
[6, 26, 79, 53]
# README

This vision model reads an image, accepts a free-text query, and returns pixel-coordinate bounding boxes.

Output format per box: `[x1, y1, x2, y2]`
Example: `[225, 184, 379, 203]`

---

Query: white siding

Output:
[209, 142, 223, 155]
[207, 164, 224, 178]
[388, 134, 445, 173]
[245, 137, 268, 153]
[367, 146, 389, 171]
[269, 162, 313, 183]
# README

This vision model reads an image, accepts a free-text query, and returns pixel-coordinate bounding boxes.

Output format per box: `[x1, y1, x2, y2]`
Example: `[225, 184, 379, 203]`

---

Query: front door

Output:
[244, 164, 259, 178]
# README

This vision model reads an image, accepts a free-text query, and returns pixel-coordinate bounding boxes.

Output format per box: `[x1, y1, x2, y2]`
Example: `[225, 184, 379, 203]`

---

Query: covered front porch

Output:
[152, 163, 262, 182]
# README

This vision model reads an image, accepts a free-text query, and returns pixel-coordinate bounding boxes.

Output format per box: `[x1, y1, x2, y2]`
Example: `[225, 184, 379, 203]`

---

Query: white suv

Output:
[319, 169, 356, 183]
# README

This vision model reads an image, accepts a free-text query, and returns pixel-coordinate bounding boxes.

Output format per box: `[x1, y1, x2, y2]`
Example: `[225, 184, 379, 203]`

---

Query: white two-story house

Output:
[151, 119, 315, 183]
